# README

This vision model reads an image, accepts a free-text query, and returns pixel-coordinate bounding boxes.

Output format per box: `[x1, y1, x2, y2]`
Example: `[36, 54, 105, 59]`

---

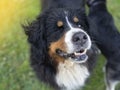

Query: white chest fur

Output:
[56, 61, 90, 90]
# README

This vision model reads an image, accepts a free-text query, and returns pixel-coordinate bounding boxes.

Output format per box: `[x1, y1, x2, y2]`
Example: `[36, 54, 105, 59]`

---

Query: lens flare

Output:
[0, 0, 40, 33]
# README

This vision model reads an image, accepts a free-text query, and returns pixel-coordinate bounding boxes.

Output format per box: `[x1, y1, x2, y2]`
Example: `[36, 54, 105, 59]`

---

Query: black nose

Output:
[72, 32, 88, 45]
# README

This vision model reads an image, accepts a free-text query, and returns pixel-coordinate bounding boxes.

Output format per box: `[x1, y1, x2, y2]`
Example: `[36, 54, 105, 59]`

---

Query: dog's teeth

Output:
[74, 52, 81, 56]
[74, 49, 87, 56]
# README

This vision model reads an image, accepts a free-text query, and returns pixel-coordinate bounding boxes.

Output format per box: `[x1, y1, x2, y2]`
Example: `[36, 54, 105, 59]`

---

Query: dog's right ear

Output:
[23, 15, 46, 47]
[23, 14, 58, 87]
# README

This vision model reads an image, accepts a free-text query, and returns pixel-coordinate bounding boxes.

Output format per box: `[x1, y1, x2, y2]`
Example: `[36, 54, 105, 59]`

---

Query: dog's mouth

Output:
[56, 49, 88, 63]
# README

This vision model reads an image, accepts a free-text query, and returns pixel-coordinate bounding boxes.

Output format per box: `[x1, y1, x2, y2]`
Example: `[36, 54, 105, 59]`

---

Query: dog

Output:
[87, 0, 120, 90]
[24, 0, 100, 90]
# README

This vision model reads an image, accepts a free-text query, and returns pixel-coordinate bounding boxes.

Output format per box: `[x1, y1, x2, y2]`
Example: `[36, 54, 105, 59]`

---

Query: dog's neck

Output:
[56, 60, 90, 90]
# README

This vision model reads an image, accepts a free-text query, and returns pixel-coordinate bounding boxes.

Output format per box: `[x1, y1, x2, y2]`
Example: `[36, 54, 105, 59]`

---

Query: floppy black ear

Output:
[23, 14, 47, 69]
[23, 16, 45, 46]
[23, 15, 58, 88]
[23, 15, 47, 64]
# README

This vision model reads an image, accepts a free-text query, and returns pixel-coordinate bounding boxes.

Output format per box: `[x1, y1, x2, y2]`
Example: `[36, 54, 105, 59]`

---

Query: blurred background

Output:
[0, 0, 120, 90]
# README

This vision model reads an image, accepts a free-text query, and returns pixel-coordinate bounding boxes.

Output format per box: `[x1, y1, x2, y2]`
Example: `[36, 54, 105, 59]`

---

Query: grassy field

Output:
[0, 0, 120, 90]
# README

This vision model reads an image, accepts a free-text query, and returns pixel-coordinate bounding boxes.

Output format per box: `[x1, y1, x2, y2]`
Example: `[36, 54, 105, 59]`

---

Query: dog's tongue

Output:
[77, 54, 87, 60]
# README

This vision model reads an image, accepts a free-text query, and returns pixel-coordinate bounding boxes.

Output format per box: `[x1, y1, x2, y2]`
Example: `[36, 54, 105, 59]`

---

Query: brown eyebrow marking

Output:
[57, 21, 63, 27]
[73, 16, 79, 23]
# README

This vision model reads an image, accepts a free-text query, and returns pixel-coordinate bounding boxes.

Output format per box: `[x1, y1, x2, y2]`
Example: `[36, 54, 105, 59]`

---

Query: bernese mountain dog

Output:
[87, 0, 120, 90]
[24, 0, 100, 90]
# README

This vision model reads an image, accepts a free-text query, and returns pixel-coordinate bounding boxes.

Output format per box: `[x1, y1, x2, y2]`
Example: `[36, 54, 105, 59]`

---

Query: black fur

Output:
[24, 14, 59, 88]
[88, 0, 120, 89]
[24, 0, 99, 89]
[41, 0, 85, 11]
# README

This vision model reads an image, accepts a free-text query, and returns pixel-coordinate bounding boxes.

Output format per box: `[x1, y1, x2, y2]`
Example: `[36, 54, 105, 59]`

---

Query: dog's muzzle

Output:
[56, 29, 91, 63]
[56, 28, 91, 63]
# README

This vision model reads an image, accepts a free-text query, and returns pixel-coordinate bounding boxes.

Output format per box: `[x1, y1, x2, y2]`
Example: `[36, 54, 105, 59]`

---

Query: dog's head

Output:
[24, 8, 91, 64]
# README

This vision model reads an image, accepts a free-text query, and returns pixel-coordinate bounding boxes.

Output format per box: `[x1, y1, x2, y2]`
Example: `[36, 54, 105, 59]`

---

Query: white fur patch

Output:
[56, 61, 90, 90]
[106, 80, 119, 90]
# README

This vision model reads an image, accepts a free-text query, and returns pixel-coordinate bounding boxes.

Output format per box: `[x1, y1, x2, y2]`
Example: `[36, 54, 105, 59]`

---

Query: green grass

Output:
[0, 0, 120, 90]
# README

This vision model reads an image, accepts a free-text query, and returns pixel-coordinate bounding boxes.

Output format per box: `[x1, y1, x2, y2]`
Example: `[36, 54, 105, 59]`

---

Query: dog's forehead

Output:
[46, 9, 80, 25]
[45, 8, 88, 33]
[48, 8, 77, 17]
[47, 8, 85, 24]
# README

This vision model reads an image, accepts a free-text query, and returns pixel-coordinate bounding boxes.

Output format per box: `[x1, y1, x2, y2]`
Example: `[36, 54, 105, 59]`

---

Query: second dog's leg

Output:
[105, 69, 118, 90]
[106, 80, 118, 90]
[87, 0, 120, 90]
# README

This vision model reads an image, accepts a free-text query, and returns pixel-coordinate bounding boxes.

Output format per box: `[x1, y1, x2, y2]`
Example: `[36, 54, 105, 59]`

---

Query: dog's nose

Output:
[72, 32, 88, 46]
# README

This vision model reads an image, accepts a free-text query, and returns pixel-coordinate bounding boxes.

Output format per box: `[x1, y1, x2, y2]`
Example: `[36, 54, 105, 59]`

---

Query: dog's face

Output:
[45, 8, 91, 63]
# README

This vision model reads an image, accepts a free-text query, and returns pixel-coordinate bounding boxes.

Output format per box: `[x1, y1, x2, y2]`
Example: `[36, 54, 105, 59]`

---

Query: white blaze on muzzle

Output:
[64, 16, 91, 53]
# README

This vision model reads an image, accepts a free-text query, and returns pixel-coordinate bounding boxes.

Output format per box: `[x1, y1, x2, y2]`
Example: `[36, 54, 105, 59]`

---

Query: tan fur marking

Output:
[73, 16, 79, 23]
[57, 21, 63, 27]
[49, 36, 66, 63]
